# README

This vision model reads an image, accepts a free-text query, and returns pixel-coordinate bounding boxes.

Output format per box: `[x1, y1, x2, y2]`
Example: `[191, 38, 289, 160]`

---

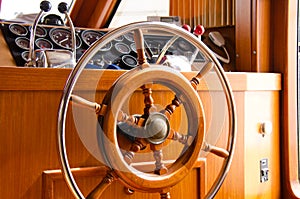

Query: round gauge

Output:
[9, 23, 28, 36]
[124, 33, 135, 42]
[81, 30, 104, 46]
[130, 43, 136, 53]
[114, 42, 130, 54]
[120, 54, 138, 69]
[114, 35, 124, 42]
[21, 51, 29, 62]
[35, 38, 53, 49]
[49, 28, 82, 49]
[15, 37, 30, 50]
[177, 39, 192, 51]
[99, 42, 112, 51]
[29, 26, 47, 37]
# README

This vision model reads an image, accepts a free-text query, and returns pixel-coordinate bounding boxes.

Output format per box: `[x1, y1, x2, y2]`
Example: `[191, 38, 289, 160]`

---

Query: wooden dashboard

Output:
[0, 65, 281, 198]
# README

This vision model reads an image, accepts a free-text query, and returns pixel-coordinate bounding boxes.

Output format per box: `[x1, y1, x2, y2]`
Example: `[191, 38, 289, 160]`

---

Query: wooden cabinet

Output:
[0, 67, 280, 198]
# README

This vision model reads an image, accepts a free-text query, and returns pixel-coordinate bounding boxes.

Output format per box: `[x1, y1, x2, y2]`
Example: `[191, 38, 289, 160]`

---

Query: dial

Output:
[9, 23, 28, 36]
[114, 35, 124, 42]
[120, 54, 138, 69]
[15, 37, 30, 50]
[124, 32, 135, 42]
[114, 42, 130, 54]
[21, 51, 29, 62]
[49, 28, 82, 49]
[35, 38, 53, 49]
[177, 39, 193, 51]
[29, 26, 47, 37]
[81, 30, 103, 46]
[99, 41, 112, 51]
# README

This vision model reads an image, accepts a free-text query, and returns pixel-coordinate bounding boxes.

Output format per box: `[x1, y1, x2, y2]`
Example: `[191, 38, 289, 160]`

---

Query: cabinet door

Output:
[236, 0, 271, 72]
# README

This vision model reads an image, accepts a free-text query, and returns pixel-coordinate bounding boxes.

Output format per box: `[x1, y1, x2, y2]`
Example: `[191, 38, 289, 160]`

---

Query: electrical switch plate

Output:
[260, 158, 269, 183]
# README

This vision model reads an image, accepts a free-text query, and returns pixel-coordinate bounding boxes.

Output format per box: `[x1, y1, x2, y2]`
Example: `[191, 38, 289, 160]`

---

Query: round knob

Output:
[181, 24, 191, 32]
[193, 25, 205, 36]
[58, 2, 68, 13]
[40, 1, 52, 12]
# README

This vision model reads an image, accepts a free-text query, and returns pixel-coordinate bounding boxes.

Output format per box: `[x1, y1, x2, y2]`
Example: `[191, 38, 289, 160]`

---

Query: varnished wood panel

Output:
[0, 67, 281, 198]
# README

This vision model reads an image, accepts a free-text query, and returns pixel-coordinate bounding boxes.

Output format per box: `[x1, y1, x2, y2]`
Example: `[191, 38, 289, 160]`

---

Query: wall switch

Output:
[260, 158, 269, 183]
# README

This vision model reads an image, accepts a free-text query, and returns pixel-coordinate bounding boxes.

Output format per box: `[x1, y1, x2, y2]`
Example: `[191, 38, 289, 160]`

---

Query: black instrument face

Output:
[81, 30, 104, 46]
[9, 23, 28, 36]
[15, 37, 30, 50]
[35, 38, 53, 49]
[99, 41, 112, 51]
[49, 28, 82, 49]
[29, 26, 47, 37]
[21, 51, 29, 62]
[114, 42, 130, 54]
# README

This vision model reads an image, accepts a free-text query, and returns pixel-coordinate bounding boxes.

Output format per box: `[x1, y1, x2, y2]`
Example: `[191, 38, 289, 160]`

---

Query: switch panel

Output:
[260, 158, 269, 183]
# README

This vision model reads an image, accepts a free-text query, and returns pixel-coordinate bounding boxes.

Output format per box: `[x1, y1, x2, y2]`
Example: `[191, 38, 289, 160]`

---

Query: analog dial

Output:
[9, 23, 28, 36]
[49, 28, 82, 49]
[29, 26, 47, 37]
[81, 30, 103, 46]
[114, 42, 130, 54]
[15, 37, 30, 50]
[35, 38, 53, 49]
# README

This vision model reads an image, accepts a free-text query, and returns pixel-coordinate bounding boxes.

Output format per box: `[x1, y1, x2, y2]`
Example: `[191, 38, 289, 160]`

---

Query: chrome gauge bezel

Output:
[21, 51, 29, 62]
[9, 23, 28, 36]
[81, 29, 104, 46]
[15, 37, 30, 50]
[114, 42, 130, 54]
[35, 38, 53, 49]
[29, 26, 47, 37]
[49, 27, 82, 50]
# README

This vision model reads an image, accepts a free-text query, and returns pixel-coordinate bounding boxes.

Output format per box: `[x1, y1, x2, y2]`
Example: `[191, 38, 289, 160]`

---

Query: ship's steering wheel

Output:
[58, 22, 236, 199]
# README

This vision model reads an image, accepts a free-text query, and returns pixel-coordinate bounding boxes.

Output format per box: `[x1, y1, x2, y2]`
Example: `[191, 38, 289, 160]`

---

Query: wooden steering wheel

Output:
[58, 22, 236, 199]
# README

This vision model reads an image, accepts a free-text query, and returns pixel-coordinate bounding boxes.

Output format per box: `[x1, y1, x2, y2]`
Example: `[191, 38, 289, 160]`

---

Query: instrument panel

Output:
[0, 21, 206, 69]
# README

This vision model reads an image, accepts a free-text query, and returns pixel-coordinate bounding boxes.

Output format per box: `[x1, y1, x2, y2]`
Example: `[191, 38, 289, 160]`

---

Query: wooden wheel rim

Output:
[100, 66, 205, 191]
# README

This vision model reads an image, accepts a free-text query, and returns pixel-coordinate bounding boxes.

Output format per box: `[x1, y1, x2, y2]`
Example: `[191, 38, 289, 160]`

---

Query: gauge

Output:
[177, 39, 193, 51]
[29, 26, 47, 37]
[35, 38, 53, 49]
[21, 51, 29, 62]
[9, 23, 28, 36]
[119, 54, 138, 69]
[114, 42, 130, 54]
[99, 42, 112, 52]
[130, 43, 137, 53]
[15, 37, 30, 50]
[81, 30, 104, 46]
[114, 35, 124, 42]
[49, 28, 82, 49]
[124, 32, 135, 42]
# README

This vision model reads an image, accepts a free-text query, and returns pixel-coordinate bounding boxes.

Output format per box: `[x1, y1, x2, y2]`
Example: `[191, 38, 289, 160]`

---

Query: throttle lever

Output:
[26, 1, 76, 68]
[26, 0, 51, 67]
[58, 2, 76, 62]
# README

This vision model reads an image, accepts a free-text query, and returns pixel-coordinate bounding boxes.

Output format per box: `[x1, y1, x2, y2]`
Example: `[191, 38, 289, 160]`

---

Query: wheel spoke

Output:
[169, 129, 193, 146]
[133, 29, 149, 67]
[162, 95, 181, 119]
[190, 61, 214, 90]
[70, 94, 104, 115]
[86, 171, 115, 199]
[156, 35, 179, 64]
[203, 142, 229, 158]
[150, 144, 168, 175]
[141, 84, 155, 118]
